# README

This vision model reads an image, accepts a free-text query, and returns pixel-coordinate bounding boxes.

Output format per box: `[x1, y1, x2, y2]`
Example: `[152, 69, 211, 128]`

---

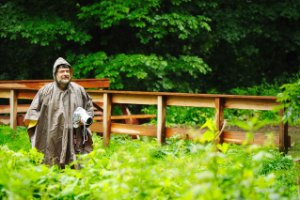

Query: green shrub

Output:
[0, 130, 298, 200]
[142, 106, 215, 127]
[277, 79, 300, 125]
[0, 125, 30, 151]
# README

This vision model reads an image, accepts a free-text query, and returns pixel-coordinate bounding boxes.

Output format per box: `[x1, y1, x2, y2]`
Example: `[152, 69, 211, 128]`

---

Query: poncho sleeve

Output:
[23, 89, 43, 127]
[84, 91, 94, 119]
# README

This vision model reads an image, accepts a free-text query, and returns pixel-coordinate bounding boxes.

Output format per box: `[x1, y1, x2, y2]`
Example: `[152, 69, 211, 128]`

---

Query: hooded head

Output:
[53, 57, 72, 79]
[53, 57, 73, 89]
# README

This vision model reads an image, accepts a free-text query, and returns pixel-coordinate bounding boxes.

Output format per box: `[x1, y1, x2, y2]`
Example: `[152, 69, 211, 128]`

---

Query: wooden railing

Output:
[0, 80, 290, 152]
[0, 79, 110, 128]
[87, 90, 289, 152]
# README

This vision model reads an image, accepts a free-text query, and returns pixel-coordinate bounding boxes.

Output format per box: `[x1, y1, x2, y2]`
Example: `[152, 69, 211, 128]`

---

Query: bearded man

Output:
[24, 57, 94, 167]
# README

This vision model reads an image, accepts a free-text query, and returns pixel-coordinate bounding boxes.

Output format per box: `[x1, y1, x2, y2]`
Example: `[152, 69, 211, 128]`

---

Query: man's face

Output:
[56, 66, 71, 85]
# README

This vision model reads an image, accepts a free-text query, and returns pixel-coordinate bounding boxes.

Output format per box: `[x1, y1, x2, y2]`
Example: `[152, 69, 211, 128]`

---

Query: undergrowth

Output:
[0, 125, 298, 200]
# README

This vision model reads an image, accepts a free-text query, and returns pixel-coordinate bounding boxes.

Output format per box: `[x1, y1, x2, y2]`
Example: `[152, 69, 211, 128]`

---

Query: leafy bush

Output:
[277, 79, 300, 125]
[142, 106, 215, 127]
[0, 129, 298, 199]
[71, 53, 211, 92]
[0, 125, 30, 151]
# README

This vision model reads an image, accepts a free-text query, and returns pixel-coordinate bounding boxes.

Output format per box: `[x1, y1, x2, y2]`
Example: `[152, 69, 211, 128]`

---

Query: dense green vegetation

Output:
[0, 126, 30, 152]
[0, 125, 298, 200]
[0, 2, 299, 198]
[2, 0, 300, 128]
[1, 1, 300, 93]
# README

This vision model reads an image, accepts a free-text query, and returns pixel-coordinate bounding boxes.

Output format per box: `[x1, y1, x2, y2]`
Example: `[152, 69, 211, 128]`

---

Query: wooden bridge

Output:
[0, 79, 290, 152]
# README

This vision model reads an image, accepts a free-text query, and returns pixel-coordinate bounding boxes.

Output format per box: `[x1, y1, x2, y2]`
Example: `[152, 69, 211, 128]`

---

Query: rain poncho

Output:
[24, 57, 94, 166]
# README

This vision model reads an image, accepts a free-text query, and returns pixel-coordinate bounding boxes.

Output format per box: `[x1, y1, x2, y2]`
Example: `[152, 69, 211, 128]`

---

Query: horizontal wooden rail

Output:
[94, 114, 156, 121]
[88, 90, 278, 109]
[0, 104, 30, 114]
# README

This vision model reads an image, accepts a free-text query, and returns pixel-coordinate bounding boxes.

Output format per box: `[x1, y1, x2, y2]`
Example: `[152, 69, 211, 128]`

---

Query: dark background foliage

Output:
[1, 0, 300, 93]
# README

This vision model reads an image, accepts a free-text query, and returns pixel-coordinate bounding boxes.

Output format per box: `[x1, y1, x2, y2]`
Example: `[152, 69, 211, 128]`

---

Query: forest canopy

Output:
[1, 0, 300, 93]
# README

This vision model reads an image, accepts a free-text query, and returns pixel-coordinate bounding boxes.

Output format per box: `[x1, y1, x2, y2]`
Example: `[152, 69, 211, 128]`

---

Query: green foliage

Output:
[277, 79, 300, 124]
[141, 106, 215, 127]
[0, 2, 91, 47]
[228, 114, 279, 146]
[72, 53, 211, 92]
[71, 52, 108, 78]
[259, 152, 294, 175]
[229, 82, 280, 96]
[0, 125, 30, 151]
[0, 132, 298, 199]
[78, 0, 211, 44]
[135, 13, 211, 44]
[78, 0, 132, 29]
[1, 0, 300, 96]
[229, 114, 277, 134]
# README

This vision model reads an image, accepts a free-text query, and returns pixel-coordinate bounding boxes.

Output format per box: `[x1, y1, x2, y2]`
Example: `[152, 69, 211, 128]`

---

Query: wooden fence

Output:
[0, 79, 110, 126]
[0, 79, 290, 152]
[88, 90, 289, 152]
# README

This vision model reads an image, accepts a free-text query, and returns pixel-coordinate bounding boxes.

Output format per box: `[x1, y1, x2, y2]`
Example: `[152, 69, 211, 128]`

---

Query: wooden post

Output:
[103, 93, 112, 147]
[279, 108, 289, 153]
[215, 97, 224, 143]
[9, 89, 17, 130]
[157, 95, 166, 144]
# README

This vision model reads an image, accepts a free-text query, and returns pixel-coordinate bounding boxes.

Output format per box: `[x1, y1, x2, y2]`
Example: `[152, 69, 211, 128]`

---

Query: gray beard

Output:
[59, 79, 70, 84]
[57, 79, 70, 89]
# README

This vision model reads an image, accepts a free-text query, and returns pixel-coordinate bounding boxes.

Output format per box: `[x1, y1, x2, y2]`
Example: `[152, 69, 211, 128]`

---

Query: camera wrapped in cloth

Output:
[72, 107, 93, 128]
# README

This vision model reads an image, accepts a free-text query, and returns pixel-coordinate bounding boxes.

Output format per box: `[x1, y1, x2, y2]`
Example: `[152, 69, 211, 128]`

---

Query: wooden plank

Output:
[166, 96, 215, 107]
[17, 90, 38, 99]
[87, 92, 104, 102]
[0, 104, 30, 114]
[10, 90, 17, 129]
[0, 117, 9, 125]
[166, 127, 204, 138]
[157, 96, 166, 144]
[89, 122, 103, 133]
[224, 98, 278, 110]
[223, 130, 279, 145]
[92, 102, 103, 112]
[94, 114, 156, 121]
[90, 122, 157, 136]
[91, 123, 202, 138]
[0, 78, 110, 89]
[73, 79, 110, 89]
[103, 93, 112, 147]
[111, 123, 157, 136]
[0, 90, 11, 98]
[0, 115, 24, 126]
[120, 105, 139, 126]
[99, 90, 277, 100]
[112, 94, 157, 105]
[0, 82, 46, 90]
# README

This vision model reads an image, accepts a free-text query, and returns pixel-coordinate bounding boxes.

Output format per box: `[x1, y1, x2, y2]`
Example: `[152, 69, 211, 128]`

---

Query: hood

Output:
[53, 57, 72, 80]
